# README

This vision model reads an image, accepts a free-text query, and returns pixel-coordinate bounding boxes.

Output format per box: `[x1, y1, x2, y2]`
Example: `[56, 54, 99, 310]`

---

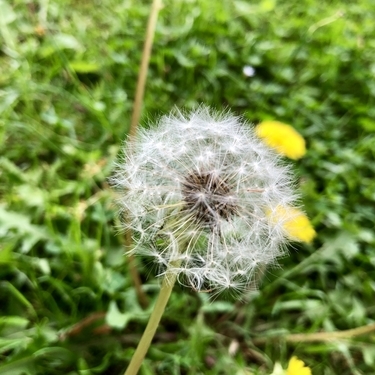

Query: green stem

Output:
[125, 0, 162, 310]
[129, 0, 162, 139]
[124, 265, 179, 375]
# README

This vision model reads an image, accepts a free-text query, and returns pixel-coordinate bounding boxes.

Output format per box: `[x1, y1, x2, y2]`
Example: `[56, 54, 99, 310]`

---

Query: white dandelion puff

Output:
[112, 106, 298, 294]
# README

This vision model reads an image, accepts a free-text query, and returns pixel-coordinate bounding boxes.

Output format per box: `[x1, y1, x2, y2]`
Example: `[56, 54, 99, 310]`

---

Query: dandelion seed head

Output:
[112, 106, 300, 294]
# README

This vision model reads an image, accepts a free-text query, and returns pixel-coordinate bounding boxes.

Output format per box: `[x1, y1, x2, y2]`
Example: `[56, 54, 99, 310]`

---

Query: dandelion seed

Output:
[113, 106, 299, 293]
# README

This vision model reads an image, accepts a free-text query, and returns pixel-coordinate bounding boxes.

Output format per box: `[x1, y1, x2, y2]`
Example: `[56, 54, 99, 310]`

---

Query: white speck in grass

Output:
[243, 65, 256, 77]
[112, 106, 298, 294]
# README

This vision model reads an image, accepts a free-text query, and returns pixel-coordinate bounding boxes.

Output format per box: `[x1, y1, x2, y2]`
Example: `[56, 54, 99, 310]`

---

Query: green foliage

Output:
[1, 0, 375, 374]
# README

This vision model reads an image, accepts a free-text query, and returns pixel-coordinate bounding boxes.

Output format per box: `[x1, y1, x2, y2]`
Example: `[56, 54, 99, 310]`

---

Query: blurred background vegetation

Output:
[1, 0, 375, 374]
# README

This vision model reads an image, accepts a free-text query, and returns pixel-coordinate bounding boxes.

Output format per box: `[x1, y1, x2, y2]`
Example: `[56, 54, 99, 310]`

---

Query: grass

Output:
[1, 0, 375, 374]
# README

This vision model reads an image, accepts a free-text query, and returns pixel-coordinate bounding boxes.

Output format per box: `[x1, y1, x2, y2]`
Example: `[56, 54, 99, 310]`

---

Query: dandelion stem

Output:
[124, 261, 180, 375]
[126, 0, 162, 309]
[129, 0, 162, 138]
[119, 220, 148, 309]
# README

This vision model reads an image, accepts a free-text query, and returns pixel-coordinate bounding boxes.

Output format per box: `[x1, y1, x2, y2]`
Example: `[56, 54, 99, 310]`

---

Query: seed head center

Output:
[182, 170, 237, 226]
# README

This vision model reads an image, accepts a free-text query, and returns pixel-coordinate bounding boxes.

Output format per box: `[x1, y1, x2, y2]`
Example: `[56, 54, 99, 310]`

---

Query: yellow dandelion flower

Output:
[269, 206, 316, 243]
[286, 356, 312, 375]
[256, 121, 306, 160]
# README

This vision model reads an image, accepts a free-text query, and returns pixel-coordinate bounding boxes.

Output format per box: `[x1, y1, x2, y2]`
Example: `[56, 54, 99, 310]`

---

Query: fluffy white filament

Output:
[113, 106, 298, 294]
